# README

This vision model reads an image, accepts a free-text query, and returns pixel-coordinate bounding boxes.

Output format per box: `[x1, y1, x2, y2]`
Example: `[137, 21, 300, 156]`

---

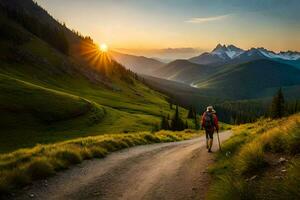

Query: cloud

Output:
[115, 47, 200, 54]
[185, 14, 230, 23]
[114, 47, 204, 61]
[156, 48, 199, 54]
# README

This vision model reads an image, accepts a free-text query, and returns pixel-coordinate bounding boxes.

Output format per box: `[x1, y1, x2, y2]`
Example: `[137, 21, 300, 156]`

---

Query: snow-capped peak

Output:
[211, 44, 245, 59]
[257, 48, 300, 61]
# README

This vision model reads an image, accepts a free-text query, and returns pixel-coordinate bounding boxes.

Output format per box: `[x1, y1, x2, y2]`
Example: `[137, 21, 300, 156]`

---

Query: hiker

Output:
[201, 106, 219, 152]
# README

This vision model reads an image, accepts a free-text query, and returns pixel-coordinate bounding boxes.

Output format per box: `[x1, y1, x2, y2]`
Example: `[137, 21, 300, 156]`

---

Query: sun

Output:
[100, 43, 108, 52]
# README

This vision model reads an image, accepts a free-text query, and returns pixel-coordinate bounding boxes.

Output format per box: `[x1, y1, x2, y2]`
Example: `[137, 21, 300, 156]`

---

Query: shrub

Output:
[54, 147, 82, 166]
[89, 147, 108, 158]
[80, 148, 93, 160]
[143, 134, 160, 143]
[0, 168, 30, 193]
[165, 134, 180, 141]
[25, 157, 54, 180]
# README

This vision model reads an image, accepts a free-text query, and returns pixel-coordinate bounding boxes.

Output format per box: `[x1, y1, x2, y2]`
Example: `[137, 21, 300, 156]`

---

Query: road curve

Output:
[13, 131, 232, 200]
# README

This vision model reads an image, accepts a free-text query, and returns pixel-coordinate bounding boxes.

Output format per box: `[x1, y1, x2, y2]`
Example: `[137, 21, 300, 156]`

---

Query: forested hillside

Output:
[0, 0, 190, 153]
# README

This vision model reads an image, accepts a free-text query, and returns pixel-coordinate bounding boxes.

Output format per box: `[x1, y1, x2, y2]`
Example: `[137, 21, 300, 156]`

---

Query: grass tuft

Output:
[54, 147, 82, 166]
[208, 175, 255, 200]
[25, 157, 54, 180]
[89, 147, 108, 158]
[236, 142, 267, 175]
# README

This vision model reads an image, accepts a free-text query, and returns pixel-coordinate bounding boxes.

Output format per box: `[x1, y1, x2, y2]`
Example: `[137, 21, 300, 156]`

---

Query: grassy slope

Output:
[153, 59, 214, 84]
[207, 113, 300, 200]
[142, 75, 224, 110]
[0, 15, 190, 153]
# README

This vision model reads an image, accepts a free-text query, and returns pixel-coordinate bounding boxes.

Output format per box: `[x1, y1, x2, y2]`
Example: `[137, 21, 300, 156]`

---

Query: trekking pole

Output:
[216, 129, 222, 151]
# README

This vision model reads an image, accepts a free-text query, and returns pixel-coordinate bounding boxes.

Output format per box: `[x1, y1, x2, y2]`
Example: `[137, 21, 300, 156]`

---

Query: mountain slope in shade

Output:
[153, 59, 216, 83]
[110, 51, 164, 75]
[154, 57, 300, 100]
[189, 52, 227, 65]
[194, 59, 300, 99]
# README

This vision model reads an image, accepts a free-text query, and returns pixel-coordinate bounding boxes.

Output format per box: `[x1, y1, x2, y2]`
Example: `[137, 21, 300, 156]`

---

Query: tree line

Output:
[269, 88, 300, 119]
[160, 88, 300, 128]
[154, 104, 201, 132]
[212, 88, 300, 124]
[0, 3, 69, 54]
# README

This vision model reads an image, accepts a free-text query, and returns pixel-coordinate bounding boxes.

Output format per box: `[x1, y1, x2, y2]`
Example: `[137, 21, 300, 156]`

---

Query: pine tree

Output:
[270, 88, 285, 119]
[187, 106, 195, 119]
[169, 101, 173, 110]
[194, 114, 200, 130]
[171, 105, 185, 131]
[160, 116, 170, 130]
[167, 114, 170, 120]
[151, 123, 160, 133]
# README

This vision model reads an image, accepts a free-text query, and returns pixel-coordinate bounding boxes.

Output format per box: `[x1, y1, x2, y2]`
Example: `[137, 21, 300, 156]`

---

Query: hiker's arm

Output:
[201, 113, 205, 129]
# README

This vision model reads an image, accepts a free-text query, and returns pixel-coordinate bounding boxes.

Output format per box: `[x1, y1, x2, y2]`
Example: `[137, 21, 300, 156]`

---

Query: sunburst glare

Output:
[100, 43, 108, 52]
[76, 39, 112, 76]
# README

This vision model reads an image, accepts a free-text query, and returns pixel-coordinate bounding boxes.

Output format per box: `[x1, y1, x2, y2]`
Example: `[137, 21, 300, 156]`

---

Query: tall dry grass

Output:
[208, 113, 300, 200]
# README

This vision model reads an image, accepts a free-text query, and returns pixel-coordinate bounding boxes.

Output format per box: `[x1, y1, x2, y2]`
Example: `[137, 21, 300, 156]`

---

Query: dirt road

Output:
[14, 131, 231, 200]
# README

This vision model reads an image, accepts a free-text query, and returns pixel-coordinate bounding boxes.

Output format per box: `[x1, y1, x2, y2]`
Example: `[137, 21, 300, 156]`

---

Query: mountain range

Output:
[114, 44, 300, 77]
[189, 44, 300, 67]
[146, 44, 300, 100]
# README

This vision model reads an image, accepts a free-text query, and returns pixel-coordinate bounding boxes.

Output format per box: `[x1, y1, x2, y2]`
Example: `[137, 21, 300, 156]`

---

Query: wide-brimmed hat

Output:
[206, 106, 216, 113]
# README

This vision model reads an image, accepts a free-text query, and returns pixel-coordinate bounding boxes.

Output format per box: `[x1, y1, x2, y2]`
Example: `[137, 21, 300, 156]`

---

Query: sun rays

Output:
[100, 43, 108, 52]
[77, 39, 112, 75]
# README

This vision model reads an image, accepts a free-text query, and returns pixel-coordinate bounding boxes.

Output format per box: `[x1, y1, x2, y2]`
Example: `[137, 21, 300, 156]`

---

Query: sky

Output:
[35, 0, 300, 59]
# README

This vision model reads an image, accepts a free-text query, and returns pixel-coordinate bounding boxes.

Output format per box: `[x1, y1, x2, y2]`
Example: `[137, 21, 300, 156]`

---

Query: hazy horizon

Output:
[35, 0, 300, 60]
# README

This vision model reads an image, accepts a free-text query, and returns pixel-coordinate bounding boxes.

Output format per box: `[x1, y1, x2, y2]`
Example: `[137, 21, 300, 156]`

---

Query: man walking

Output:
[201, 106, 219, 152]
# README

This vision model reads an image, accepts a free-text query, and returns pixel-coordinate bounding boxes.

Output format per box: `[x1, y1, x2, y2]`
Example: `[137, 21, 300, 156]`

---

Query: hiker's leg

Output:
[209, 139, 213, 149]
[208, 131, 214, 151]
[205, 130, 209, 149]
